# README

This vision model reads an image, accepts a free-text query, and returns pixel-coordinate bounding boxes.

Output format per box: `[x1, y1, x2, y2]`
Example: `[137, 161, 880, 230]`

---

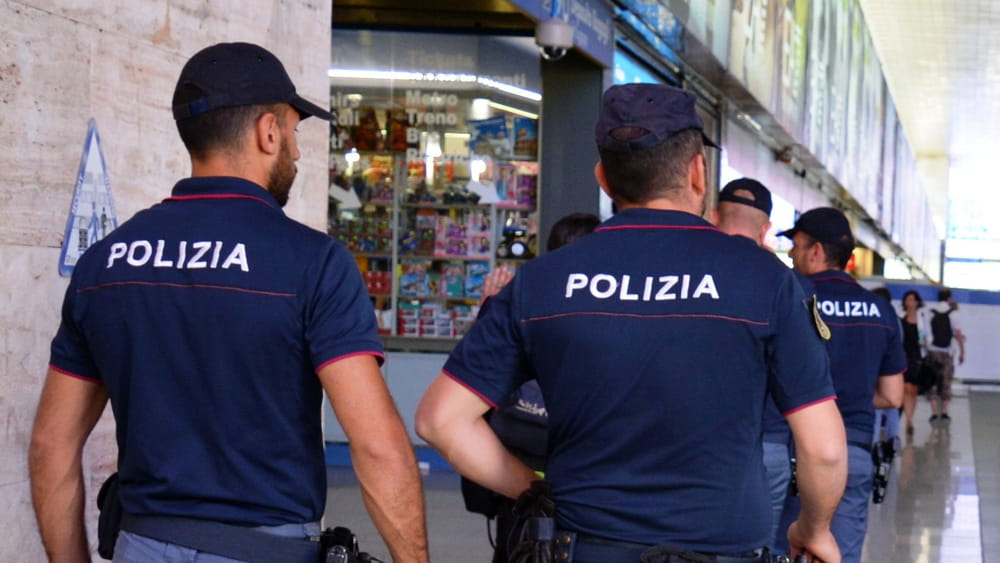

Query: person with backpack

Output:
[926, 288, 967, 422]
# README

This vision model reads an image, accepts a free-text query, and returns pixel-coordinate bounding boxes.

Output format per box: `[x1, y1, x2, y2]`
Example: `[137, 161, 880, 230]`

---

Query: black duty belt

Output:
[553, 532, 768, 563]
[120, 513, 320, 563]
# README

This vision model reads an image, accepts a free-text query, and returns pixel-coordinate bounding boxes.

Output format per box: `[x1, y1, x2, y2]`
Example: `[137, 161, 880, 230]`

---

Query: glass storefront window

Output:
[329, 30, 541, 342]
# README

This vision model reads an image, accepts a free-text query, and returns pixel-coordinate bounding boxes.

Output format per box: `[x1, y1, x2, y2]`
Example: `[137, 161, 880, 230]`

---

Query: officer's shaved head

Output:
[716, 196, 771, 246]
[714, 179, 772, 246]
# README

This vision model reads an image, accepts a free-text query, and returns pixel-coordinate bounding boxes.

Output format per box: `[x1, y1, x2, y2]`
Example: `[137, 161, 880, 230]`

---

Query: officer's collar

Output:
[597, 208, 717, 232]
[809, 269, 858, 285]
[167, 177, 283, 211]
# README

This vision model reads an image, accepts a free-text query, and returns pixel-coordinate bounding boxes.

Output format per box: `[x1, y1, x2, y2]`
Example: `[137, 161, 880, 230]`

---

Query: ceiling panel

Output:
[860, 0, 1000, 236]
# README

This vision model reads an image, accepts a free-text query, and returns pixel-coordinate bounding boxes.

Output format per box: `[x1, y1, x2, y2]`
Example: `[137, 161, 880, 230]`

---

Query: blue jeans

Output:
[773, 443, 873, 562]
[113, 522, 321, 563]
[829, 444, 874, 563]
[872, 408, 900, 443]
[762, 441, 791, 552]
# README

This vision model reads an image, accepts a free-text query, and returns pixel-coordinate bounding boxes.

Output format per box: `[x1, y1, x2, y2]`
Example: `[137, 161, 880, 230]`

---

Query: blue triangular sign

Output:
[59, 119, 118, 276]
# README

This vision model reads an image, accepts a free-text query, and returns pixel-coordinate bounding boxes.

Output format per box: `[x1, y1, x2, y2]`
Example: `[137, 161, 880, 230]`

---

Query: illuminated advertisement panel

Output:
[804, 0, 850, 177]
[773, 0, 810, 140]
[729, 0, 778, 108]
[843, 3, 863, 194]
[666, 0, 731, 62]
[844, 12, 883, 218]
[613, 50, 662, 85]
[879, 98, 898, 229]
[615, 1, 685, 68]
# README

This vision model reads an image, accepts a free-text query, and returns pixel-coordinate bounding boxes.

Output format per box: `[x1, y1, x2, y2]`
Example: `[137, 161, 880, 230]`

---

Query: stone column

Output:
[0, 2, 332, 559]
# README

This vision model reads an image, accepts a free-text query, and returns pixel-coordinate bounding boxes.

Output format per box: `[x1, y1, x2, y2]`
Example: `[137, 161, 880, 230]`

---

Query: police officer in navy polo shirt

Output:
[712, 178, 817, 555]
[778, 207, 905, 563]
[29, 43, 428, 563]
[416, 83, 847, 563]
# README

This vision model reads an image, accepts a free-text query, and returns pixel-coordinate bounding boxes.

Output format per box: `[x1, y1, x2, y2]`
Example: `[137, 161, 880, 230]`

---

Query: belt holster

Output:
[96, 472, 123, 560]
[507, 480, 556, 563]
[553, 531, 576, 561]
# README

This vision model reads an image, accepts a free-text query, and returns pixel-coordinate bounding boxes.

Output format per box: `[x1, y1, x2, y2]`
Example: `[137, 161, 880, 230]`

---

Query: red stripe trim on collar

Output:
[811, 275, 859, 285]
[595, 224, 720, 232]
[164, 194, 276, 208]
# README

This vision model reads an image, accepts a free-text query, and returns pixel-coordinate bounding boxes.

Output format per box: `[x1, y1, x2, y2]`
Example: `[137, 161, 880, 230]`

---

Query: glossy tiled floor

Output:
[325, 383, 1000, 562]
[862, 383, 992, 562]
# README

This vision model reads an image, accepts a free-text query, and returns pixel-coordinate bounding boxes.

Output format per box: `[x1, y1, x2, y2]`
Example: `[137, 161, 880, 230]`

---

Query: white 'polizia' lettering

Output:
[564, 273, 720, 301]
[818, 300, 882, 318]
[107, 240, 249, 272]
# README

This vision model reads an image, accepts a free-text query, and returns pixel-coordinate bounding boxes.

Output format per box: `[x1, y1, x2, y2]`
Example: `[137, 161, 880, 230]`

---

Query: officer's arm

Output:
[29, 368, 109, 563]
[416, 373, 537, 500]
[785, 399, 847, 562]
[320, 355, 429, 563]
[872, 373, 904, 409]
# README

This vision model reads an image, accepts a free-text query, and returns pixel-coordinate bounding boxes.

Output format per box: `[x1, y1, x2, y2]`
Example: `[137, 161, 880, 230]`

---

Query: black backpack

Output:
[930, 309, 954, 348]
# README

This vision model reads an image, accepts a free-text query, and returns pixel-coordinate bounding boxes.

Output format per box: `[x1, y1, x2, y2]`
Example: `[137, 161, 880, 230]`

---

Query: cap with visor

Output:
[172, 42, 333, 122]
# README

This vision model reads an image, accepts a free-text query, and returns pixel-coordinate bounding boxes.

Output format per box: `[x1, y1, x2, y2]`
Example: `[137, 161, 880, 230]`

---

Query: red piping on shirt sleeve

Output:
[315, 351, 386, 372]
[49, 364, 101, 384]
[442, 369, 500, 410]
[782, 395, 837, 416]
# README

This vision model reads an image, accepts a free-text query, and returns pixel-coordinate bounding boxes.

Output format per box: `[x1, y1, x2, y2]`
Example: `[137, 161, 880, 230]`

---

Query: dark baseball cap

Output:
[172, 42, 333, 121]
[718, 178, 772, 216]
[595, 83, 720, 152]
[778, 207, 855, 247]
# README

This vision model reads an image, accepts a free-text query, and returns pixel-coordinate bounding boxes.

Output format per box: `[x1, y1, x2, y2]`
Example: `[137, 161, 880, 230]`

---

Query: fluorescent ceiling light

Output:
[475, 76, 542, 101]
[486, 101, 538, 119]
[329, 68, 542, 102]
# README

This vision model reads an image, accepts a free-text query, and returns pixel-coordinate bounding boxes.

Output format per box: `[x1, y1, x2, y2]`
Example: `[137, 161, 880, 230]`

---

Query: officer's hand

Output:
[479, 266, 514, 306]
[787, 520, 840, 563]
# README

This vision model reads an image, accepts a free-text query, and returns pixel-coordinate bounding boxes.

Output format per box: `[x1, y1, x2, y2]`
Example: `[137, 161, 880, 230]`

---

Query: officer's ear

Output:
[255, 110, 281, 156]
[594, 162, 613, 199]
[807, 237, 826, 266]
[688, 153, 706, 199]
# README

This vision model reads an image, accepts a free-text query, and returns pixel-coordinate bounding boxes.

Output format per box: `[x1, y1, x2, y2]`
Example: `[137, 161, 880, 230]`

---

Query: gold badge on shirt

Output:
[811, 294, 831, 340]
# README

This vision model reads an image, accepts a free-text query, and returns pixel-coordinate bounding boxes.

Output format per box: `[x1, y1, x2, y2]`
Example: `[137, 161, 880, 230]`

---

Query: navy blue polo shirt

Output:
[445, 208, 834, 553]
[50, 177, 383, 526]
[762, 273, 820, 445]
[809, 270, 906, 443]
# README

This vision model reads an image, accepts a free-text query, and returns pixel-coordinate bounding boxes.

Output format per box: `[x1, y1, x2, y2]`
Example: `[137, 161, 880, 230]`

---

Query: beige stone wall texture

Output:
[0, 1, 332, 559]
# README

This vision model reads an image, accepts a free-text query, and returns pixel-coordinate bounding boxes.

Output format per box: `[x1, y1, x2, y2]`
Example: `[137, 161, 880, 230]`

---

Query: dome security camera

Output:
[535, 17, 574, 61]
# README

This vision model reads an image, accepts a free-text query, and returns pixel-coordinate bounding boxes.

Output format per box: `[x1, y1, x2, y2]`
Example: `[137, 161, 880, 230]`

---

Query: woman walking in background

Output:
[900, 289, 929, 434]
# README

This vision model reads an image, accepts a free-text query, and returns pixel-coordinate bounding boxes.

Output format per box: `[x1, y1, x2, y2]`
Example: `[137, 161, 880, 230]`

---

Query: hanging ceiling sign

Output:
[59, 119, 118, 276]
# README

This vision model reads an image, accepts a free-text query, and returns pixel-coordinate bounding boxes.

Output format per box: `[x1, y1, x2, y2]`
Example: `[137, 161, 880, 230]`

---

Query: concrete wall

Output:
[0, 1, 332, 559]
